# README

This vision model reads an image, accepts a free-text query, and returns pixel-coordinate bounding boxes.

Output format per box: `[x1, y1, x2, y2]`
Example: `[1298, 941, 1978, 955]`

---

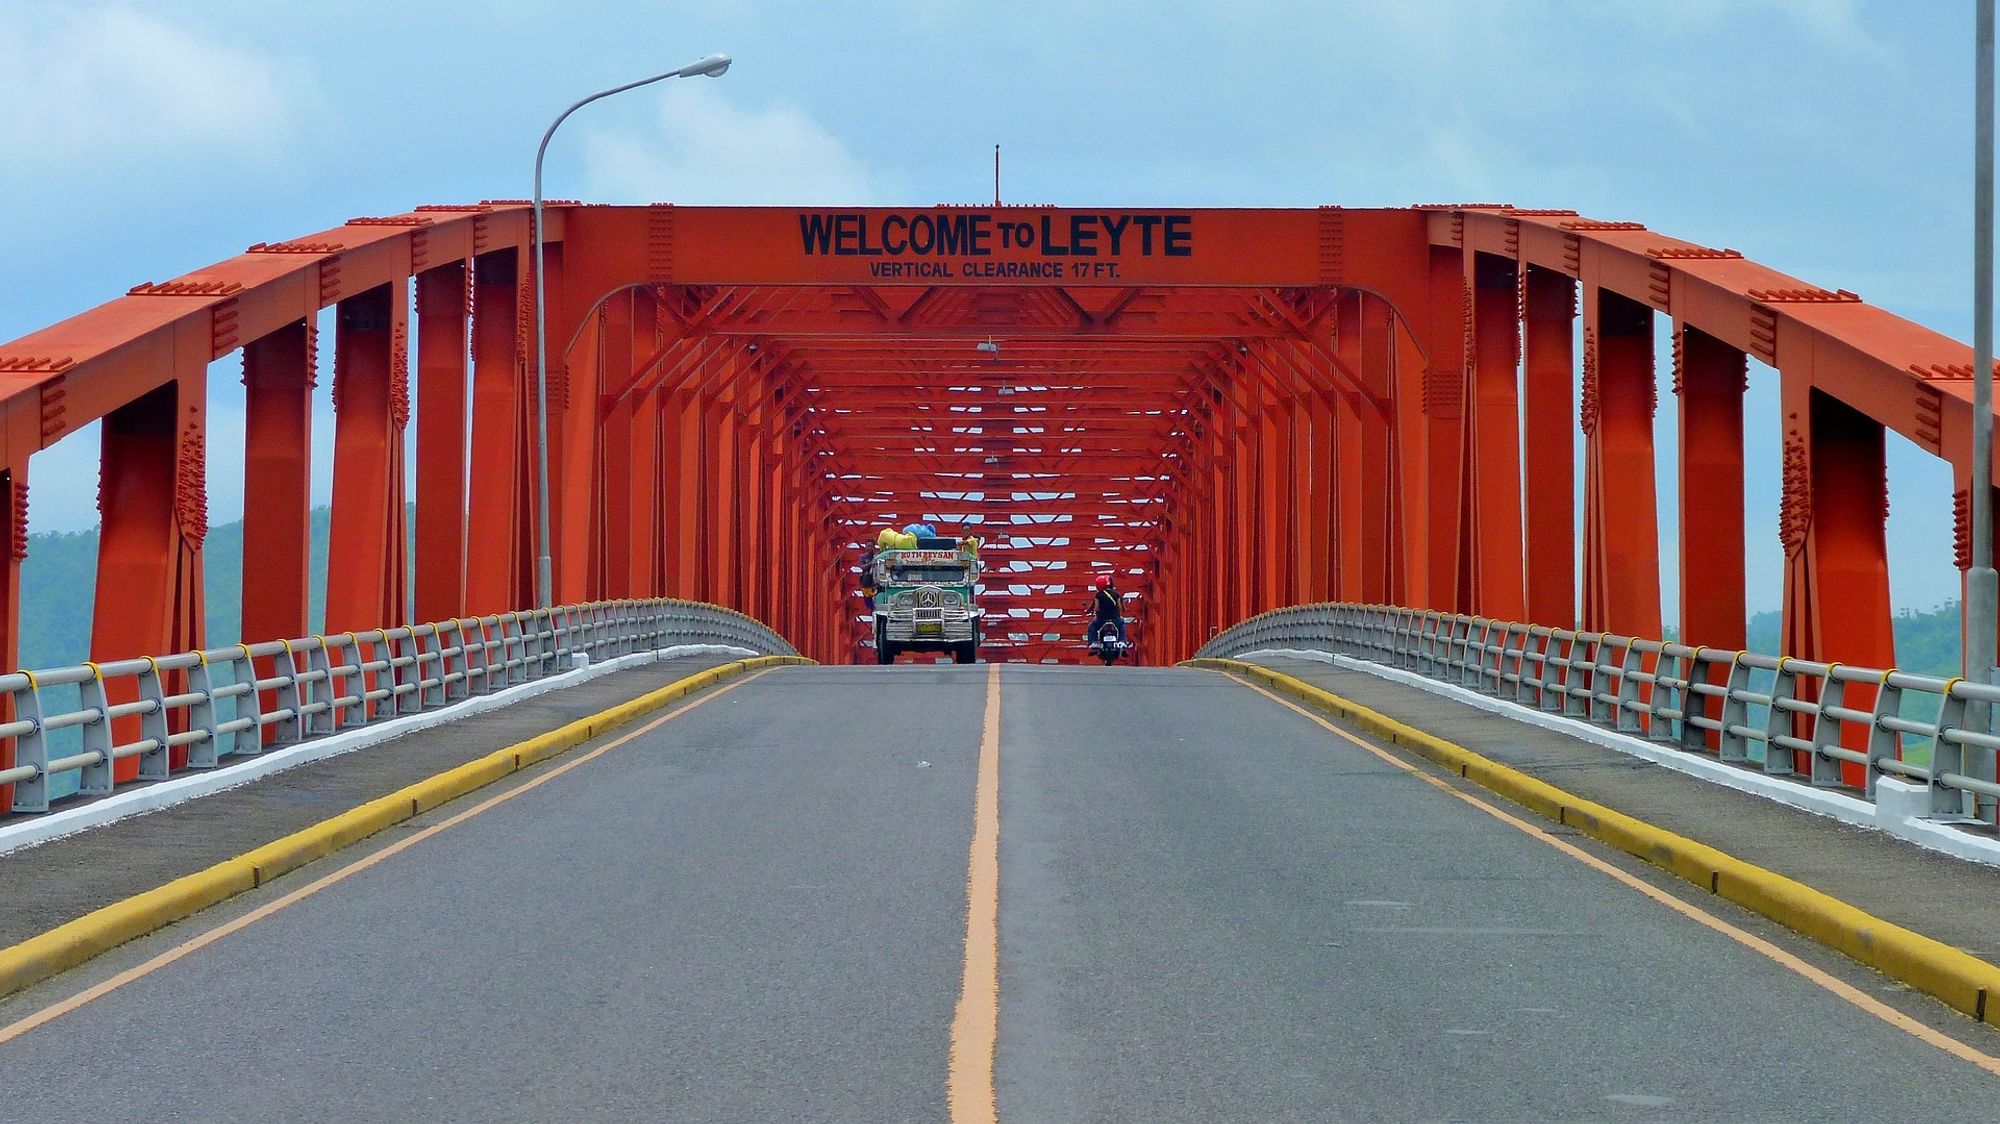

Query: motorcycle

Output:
[1088, 616, 1130, 666]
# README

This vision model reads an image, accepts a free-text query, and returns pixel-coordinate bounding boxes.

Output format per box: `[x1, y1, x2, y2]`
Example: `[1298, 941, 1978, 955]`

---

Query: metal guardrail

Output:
[0, 599, 796, 814]
[1197, 604, 2000, 822]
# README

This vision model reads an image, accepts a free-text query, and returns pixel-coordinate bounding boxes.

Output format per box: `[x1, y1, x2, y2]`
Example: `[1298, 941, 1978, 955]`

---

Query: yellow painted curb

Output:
[0, 654, 812, 1001]
[1186, 656, 2000, 1025]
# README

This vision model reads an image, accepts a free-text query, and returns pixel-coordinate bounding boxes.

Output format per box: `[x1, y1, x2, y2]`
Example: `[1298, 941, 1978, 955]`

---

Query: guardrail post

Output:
[227, 647, 265, 758]
[329, 637, 367, 729]
[1677, 649, 1714, 753]
[1717, 655, 1753, 763]
[1864, 670, 1901, 799]
[9, 677, 49, 813]
[414, 625, 445, 709]
[1564, 636, 1594, 720]
[1808, 667, 1847, 788]
[1931, 685, 1977, 817]
[1647, 645, 1683, 743]
[464, 619, 493, 696]
[533, 607, 556, 677]
[135, 659, 171, 781]
[1542, 631, 1574, 714]
[439, 620, 469, 702]
[76, 665, 114, 793]
[1763, 659, 1799, 776]
[392, 628, 423, 714]
[1453, 617, 1478, 688]
[302, 639, 335, 736]
[269, 643, 304, 746]
[1614, 642, 1643, 734]
[183, 656, 221, 769]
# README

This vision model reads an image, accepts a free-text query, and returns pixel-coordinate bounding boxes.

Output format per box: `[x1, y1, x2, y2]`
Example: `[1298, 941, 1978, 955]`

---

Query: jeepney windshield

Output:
[886, 564, 968, 584]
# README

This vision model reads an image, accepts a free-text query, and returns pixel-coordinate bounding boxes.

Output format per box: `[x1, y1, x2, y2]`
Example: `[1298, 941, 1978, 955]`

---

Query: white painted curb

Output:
[1240, 647, 2000, 870]
[0, 644, 757, 857]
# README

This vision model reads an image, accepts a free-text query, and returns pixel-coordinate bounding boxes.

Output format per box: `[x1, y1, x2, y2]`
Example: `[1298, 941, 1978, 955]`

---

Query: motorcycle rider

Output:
[1085, 575, 1123, 652]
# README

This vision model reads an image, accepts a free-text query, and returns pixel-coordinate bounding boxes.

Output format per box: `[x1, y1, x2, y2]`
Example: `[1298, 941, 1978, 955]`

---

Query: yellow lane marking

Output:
[0, 668, 773, 1047]
[949, 662, 1002, 1123]
[1222, 672, 2000, 1079]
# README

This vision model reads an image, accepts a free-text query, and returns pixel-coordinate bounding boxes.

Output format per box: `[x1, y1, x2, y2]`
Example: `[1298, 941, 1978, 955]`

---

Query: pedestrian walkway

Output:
[1248, 655, 2000, 961]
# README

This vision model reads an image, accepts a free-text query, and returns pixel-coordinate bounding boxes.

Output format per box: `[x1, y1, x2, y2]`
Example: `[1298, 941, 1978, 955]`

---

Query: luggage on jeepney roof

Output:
[877, 527, 902, 549]
[915, 536, 955, 549]
[883, 530, 918, 550]
[902, 523, 926, 538]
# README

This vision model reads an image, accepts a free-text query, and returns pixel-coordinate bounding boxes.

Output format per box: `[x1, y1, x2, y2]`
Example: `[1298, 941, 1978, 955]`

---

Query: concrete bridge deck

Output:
[0, 662, 1997, 1120]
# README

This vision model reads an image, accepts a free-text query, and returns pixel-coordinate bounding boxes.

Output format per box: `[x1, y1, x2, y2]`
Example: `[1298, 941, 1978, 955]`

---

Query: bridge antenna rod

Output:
[995, 144, 1001, 206]
[1971, 0, 1997, 811]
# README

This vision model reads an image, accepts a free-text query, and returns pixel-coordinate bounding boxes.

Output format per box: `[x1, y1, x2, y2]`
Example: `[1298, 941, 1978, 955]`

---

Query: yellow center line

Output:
[0, 668, 773, 1047]
[1222, 671, 2000, 1079]
[949, 662, 1002, 1123]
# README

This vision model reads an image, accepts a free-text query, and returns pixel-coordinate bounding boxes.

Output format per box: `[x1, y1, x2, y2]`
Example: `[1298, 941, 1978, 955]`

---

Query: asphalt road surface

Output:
[2, 662, 1999, 1121]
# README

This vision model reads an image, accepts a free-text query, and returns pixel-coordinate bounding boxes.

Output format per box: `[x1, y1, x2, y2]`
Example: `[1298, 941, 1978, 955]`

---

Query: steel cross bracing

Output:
[2, 204, 1998, 807]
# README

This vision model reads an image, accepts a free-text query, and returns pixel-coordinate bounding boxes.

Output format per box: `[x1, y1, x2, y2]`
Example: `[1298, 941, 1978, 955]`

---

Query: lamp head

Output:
[677, 53, 732, 78]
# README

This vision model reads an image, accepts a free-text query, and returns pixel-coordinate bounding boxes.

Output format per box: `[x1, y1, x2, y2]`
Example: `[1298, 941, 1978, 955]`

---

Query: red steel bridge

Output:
[16, 203, 2000, 1118]
[0, 203, 1988, 765]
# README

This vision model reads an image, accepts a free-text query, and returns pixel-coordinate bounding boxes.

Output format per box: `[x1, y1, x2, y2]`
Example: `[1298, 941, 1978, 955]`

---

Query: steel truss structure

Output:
[0, 203, 1993, 798]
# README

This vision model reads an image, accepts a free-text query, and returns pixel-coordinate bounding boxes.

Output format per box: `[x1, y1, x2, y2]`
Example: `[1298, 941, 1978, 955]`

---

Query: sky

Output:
[0, 0, 1981, 618]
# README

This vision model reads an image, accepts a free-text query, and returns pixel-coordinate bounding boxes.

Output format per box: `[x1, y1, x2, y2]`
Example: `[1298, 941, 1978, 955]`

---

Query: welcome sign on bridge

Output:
[641, 206, 1339, 286]
[798, 211, 1194, 281]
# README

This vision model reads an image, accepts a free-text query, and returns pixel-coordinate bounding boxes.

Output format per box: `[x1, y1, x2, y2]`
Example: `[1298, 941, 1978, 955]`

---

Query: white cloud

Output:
[0, 5, 295, 172]
[578, 83, 896, 205]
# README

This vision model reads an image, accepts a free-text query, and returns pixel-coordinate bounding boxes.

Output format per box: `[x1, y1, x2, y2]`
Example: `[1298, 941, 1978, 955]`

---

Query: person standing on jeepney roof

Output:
[858, 545, 878, 611]
[1086, 574, 1122, 650]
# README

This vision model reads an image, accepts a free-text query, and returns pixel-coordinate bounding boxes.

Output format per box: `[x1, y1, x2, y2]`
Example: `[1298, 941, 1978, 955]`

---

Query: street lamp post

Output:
[530, 53, 731, 608]
[1973, 3, 1997, 810]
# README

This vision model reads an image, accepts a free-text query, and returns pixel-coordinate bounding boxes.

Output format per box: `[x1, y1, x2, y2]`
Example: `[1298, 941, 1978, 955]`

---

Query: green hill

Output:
[1745, 604, 1962, 681]
[8, 513, 1977, 684]
[18, 506, 352, 671]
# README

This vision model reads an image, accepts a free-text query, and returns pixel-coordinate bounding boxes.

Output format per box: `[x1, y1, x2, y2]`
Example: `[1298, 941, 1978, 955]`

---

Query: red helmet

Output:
[1094, 575, 1111, 589]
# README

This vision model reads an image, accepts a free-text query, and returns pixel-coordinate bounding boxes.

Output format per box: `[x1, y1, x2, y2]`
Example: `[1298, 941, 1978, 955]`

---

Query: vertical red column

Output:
[1255, 382, 1290, 610]
[537, 242, 583, 604]
[709, 390, 740, 606]
[1581, 289, 1662, 637]
[677, 387, 706, 599]
[414, 264, 467, 623]
[1297, 392, 1334, 603]
[1522, 268, 1576, 627]
[1229, 386, 1257, 623]
[739, 360, 769, 620]
[630, 387, 663, 595]
[242, 319, 314, 643]
[1354, 300, 1396, 602]
[1677, 325, 1747, 650]
[1425, 247, 1468, 610]
[1204, 414, 1229, 640]
[94, 373, 206, 778]
[596, 303, 631, 595]
[1304, 390, 1336, 600]
[0, 460, 23, 803]
[1781, 385, 1893, 783]
[559, 309, 602, 602]
[1335, 390, 1364, 602]
[1388, 307, 1432, 608]
[325, 281, 410, 634]
[657, 381, 689, 597]
[466, 251, 524, 615]
[1462, 253, 1527, 621]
